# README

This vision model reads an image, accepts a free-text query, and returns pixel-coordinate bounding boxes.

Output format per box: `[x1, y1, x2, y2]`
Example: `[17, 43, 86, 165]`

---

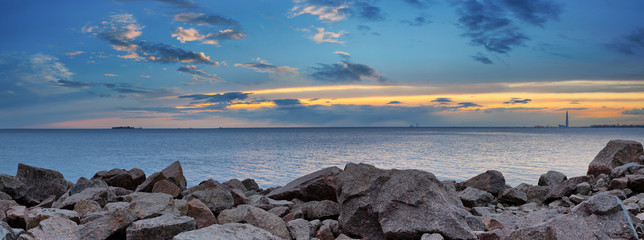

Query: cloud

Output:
[622, 108, 644, 115]
[484, 107, 547, 113]
[104, 73, 118, 77]
[234, 58, 299, 79]
[173, 12, 240, 27]
[605, 27, 644, 55]
[65, 51, 85, 57]
[310, 27, 346, 44]
[387, 101, 402, 104]
[310, 60, 386, 82]
[430, 97, 453, 104]
[116, 0, 197, 9]
[54, 79, 91, 88]
[500, 0, 562, 27]
[0, 53, 80, 97]
[85, 13, 218, 65]
[472, 52, 493, 64]
[334, 51, 351, 59]
[355, 2, 385, 21]
[357, 25, 371, 31]
[289, 0, 386, 22]
[110, 86, 179, 98]
[273, 98, 302, 106]
[556, 108, 587, 111]
[179, 92, 250, 103]
[177, 65, 222, 85]
[172, 27, 245, 45]
[402, 16, 431, 27]
[504, 98, 531, 104]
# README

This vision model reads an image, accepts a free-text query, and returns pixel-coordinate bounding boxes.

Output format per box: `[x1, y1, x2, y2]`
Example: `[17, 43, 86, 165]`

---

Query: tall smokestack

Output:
[566, 111, 569, 127]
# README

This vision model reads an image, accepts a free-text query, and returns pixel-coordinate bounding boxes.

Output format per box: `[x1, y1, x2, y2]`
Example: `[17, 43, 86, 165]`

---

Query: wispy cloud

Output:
[177, 65, 222, 85]
[622, 108, 644, 115]
[179, 92, 250, 103]
[289, 0, 385, 22]
[310, 27, 346, 44]
[173, 12, 240, 27]
[104, 73, 118, 77]
[387, 101, 402, 104]
[504, 98, 531, 104]
[472, 53, 493, 64]
[430, 98, 453, 104]
[606, 27, 644, 55]
[401, 16, 431, 27]
[310, 61, 385, 83]
[65, 51, 85, 57]
[234, 58, 299, 80]
[116, 0, 198, 9]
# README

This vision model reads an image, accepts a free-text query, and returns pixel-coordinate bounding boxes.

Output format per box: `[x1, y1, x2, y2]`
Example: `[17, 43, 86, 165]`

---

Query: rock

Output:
[153, 180, 182, 198]
[609, 177, 629, 190]
[125, 192, 187, 219]
[627, 174, 644, 192]
[545, 176, 590, 202]
[136, 161, 187, 192]
[315, 224, 334, 240]
[471, 206, 496, 217]
[31, 195, 56, 209]
[73, 200, 101, 217]
[242, 179, 260, 192]
[515, 183, 549, 204]
[588, 140, 644, 177]
[611, 163, 644, 178]
[268, 206, 289, 217]
[181, 179, 227, 197]
[6, 206, 27, 229]
[267, 167, 342, 202]
[321, 219, 338, 235]
[538, 171, 567, 188]
[508, 194, 638, 239]
[230, 188, 249, 206]
[596, 189, 627, 200]
[223, 179, 247, 192]
[172, 223, 280, 240]
[0, 221, 14, 240]
[482, 218, 504, 231]
[336, 234, 360, 240]
[183, 190, 233, 215]
[456, 170, 506, 196]
[186, 199, 216, 229]
[52, 187, 112, 209]
[92, 168, 146, 191]
[575, 182, 592, 195]
[16, 164, 69, 206]
[0, 174, 27, 202]
[519, 202, 538, 212]
[69, 178, 108, 195]
[569, 194, 587, 204]
[459, 187, 494, 207]
[0, 191, 11, 200]
[25, 208, 79, 230]
[217, 205, 292, 240]
[297, 200, 340, 220]
[336, 163, 476, 240]
[126, 215, 195, 240]
[287, 218, 313, 240]
[18, 216, 80, 240]
[78, 202, 136, 240]
[421, 233, 445, 240]
[498, 188, 527, 205]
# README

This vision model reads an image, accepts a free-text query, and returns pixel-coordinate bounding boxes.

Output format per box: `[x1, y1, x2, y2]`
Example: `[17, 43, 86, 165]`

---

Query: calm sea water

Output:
[1, 127, 643, 188]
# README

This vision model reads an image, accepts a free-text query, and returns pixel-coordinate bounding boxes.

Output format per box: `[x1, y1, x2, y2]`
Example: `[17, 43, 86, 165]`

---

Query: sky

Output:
[1, 0, 643, 128]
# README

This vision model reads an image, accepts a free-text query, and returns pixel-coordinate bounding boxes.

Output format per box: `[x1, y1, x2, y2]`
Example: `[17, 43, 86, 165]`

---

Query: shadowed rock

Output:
[456, 170, 506, 196]
[459, 187, 494, 208]
[16, 164, 69, 206]
[515, 183, 550, 204]
[217, 205, 292, 240]
[0, 221, 14, 240]
[538, 171, 567, 187]
[153, 180, 182, 198]
[267, 167, 342, 202]
[336, 163, 476, 240]
[92, 168, 145, 191]
[0, 174, 27, 202]
[173, 223, 280, 240]
[498, 188, 528, 205]
[25, 208, 79, 230]
[136, 161, 187, 192]
[587, 140, 643, 177]
[242, 179, 260, 192]
[53, 187, 113, 210]
[78, 202, 136, 240]
[223, 179, 247, 192]
[183, 190, 233, 215]
[126, 215, 195, 240]
[545, 176, 590, 202]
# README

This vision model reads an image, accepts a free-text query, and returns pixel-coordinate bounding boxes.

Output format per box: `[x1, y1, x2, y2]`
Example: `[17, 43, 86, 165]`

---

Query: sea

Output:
[1, 127, 643, 188]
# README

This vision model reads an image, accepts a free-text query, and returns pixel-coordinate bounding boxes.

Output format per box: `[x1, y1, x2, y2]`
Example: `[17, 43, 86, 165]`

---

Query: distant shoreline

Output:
[2, 126, 644, 130]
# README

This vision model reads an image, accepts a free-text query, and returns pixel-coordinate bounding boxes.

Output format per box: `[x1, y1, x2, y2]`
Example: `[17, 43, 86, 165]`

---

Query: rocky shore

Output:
[1, 139, 644, 240]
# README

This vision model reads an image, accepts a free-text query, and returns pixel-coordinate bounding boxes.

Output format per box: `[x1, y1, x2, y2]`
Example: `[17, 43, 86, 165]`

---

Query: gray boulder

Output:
[459, 187, 494, 207]
[18, 216, 80, 240]
[52, 187, 113, 209]
[172, 223, 280, 240]
[545, 176, 590, 202]
[78, 202, 136, 240]
[287, 218, 314, 240]
[126, 215, 195, 240]
[217, 205, 292, 240]
[336, 163, 476, 240]
[0, 175, 27, 202]
[267, 167, 342, 202]
[587, 140, 643, 177]
[69, 178, 108, 195]
[242, 179, 260, 192]
[25, 208, 79, 230]
[456, 170, 506, 196]
[183, 189, 233, 215]
[136, 161, 187, 192]
[92, 168, 145, 191]
[16, 164, 69, 206]
[515, 183, 550, 204]
[498, 188, 528, 205]
[0, 221, 14, 240]
[124, 192, 187, 220]
[296, 200, 340, 220]
[538, 171, 567, 187]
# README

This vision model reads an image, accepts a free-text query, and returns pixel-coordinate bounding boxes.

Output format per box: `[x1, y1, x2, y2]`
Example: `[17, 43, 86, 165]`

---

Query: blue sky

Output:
[1, 0, 643, 128]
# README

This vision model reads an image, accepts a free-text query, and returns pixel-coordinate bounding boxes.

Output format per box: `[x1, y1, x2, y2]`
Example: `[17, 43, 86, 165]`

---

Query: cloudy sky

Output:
[1, 0, 643, 128]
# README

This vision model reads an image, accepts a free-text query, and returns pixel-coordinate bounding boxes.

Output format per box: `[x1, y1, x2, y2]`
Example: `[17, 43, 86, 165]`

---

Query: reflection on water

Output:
[1, 127, 643, 187]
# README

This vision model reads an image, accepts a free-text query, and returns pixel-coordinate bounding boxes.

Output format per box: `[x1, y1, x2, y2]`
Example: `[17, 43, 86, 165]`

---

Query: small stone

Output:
[569, 194, 587, 204]
[421, 233, 445, 240]
[482, 218, 504, 231]
[287, 218, 312, 240]
[575, 182, 592, 195]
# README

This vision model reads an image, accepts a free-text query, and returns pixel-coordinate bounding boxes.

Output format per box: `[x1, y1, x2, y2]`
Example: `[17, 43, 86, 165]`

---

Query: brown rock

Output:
[187, 198, 216, 229]
[92, 168, 146, 191]
[0, 174, 27, 201]
[136, 161, 187, 192]
[223, 179, 248, 192]
[153, 179, 182, 198]
[587, 140, 644, 177]
[482, 218, 504, 231]
[627, 174, 644, 192]
[266, 167, 342, 202]
[498, 188, 528, 205]
[315, 224, 334, 240]
[230, 188, 250, 206]
[16, 163, 69, 206]
[18, 216, 80, 240]
[217, 205, 292, 240]
[73, 200, 102, 217]
[78, 202, 136, 240]
[545, 176, 590, 202]
[6, 205, 27, 228]
[609, 177, 629, 190]
[456, 170, 506, 196]
[25, 208, 80, 230]
[126, 214, 196, 240]
[538, 171, 567, 187]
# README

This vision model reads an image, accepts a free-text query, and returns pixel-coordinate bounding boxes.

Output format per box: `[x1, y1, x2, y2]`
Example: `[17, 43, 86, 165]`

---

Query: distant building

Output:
[558, 111, 569, 128]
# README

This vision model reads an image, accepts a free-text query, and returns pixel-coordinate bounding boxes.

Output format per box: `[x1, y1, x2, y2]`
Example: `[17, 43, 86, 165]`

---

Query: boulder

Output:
[25, 208, 79, 230]
[126, 215, 195, 240]
[268, 206, 289, 217]
[508, 194, 638, 239]
[230, 188, 249, 206]
[52, 187, 113, 209]
[16, 164, 69, 206]
[173, 223, 280, 240]
[609, 177, 629, 190]
[296, 200, 340, 220]
[0, 174, 27, 201]
[0, 221, 14, 240]
[266, 167, 342, 202]
[0, 192, 11, 201]
[587, 140, 644, 177]
[153, 180, 182, 198]
[18, 216, 80, 240]
[136, 161, 187, 192]
[315, 224, 334, 240]
[515, 183, 549, 204]
[459, 187, 494, 207]
[545, 176, 590, 202]
[223, 179, 247, 192]
[217, 205, 292, 240]
[611, 163, 644, 178]
[242, 179, 260, 192]
[73, 200, 101, 217]
[124, 192, 187, 219]
[336, 163, 476, 240]
[6, 205, 27, 229]
[538, 171, 567, 187]
[92, 168, 145, 190]
[183, 190, 233, 215]
[626, 174, 644, 192]
[421, 233, 445, 240]
[575, 182, 592, 195]
[336, 234, 360, 240]
[78, 202, 136, 240]
[287, 218, 313, 240]
[186, 199, 216, 229]
[456, 170, 506, 196]
[182, 179, 226, 196]
[321, 219, 338, 236]
[69, 178, 108, 195]
[498, 188, 527, 205]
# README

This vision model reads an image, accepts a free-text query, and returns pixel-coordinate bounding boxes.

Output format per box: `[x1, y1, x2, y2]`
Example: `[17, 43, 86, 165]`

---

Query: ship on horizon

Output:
[111, 126, 141, 129]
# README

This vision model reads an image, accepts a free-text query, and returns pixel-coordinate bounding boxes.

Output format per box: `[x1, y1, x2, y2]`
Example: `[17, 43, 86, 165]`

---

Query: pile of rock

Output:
[0, 139, 643, 240]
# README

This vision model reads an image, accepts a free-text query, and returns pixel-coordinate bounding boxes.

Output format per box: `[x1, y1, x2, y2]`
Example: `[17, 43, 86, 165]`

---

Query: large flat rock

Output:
[266, 167, 342, 202]
[588, 140, 643, 177]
